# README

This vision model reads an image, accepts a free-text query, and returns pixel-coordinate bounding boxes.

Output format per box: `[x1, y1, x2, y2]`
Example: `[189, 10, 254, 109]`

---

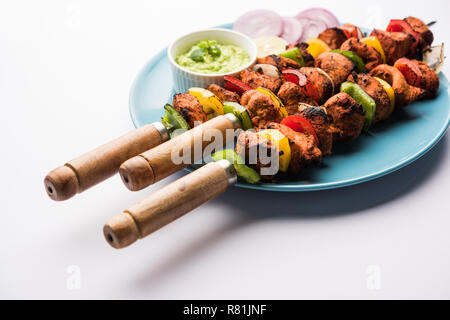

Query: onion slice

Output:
[233, 10, 283, 38]
[423, 43, 445, 72]
[295, 8, 340, 29]
[297, 18, 328, 42]
[280, 17, 304, 44]
[252, 64, 280, 79]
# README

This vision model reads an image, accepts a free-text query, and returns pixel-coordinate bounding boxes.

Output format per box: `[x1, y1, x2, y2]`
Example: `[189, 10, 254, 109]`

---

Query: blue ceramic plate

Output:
[129, 24, 450, 192]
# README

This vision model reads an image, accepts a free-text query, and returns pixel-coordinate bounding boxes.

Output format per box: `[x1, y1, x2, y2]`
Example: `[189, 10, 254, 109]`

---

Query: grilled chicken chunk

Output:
[299, 67, 334, 104]
[318, 27, 348, 49]
[347, 73, 391, 123]
[405, 16, 433, 47]
[298, 107, 334, 157]
[257, 55, 301, 71]
[370, 64, 425, 108]
[324, 92, 366, 142]
[340, 37, 383, 71]
[370, 29, 414, 65]
[172, 93, 208, 127]
[239, 68, 282, 93]
[277, 82, 318, 115]
[411, 60, 440, 98]
[240, 90, 282, 128]
[207, 84, 240, 103]
[315, 51, 354, 87]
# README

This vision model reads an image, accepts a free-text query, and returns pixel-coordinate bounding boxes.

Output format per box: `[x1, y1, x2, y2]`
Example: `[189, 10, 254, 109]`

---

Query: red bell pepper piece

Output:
[281, 115, 319, 145]
[394, 58, 423, 87]
[223, 76, 253, 95]
[282, 69, 321, 103]
[386, 19, 420, 58]
[339, 24, 363, 39]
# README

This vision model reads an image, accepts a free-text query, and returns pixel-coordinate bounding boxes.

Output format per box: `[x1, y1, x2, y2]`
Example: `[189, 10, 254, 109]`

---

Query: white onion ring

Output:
[297, 18, 328, 42]
[252, 64, 280, 79]
[280, 17, 304, 44]
[233, 10, 283, 38]
[295, 8, 340, 29]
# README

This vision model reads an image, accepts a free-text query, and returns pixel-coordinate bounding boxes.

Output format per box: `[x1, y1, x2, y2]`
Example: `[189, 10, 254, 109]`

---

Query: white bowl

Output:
[167, 28, 257, 93]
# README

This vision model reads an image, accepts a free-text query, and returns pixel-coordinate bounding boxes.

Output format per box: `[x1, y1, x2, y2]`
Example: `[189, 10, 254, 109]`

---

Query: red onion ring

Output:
[297, 18, 328, 42]
[233, 10, 283, 38]
[295, 7, 340, 29]
[280, 17, 304, 44]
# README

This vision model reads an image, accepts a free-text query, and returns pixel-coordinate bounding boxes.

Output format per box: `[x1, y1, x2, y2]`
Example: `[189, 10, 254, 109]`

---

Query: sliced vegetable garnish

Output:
[331, 50, 367, 73]
[386, 19, 420, 57]
[233, 9, 283, 38]
[280, 17, 304, 43]
[361, 36, 386, 64]
[256, 87, 289, 118]
[188, 88, 224, 119]
[252, 64, 280, 79]
[340, 82, 377, 132]
[295, 7, 339, 29]
[254, 36, 288, 58]
[394, 58, 423, 87]
[222, 102, 253, 130]
[281, 115, 319, 145]
[212, 149, 261, 184]
[223, 76, 254, 95]
[374, 77, 396, 119]
[282, 69, 321, 102]
[305, 38, 331, 58]
[161, 104, 190, 138]
[257, 129, 291, 173]
[423, 43, 445, 72]
[279, 47, 305, 66]
[339, 24, 363, 39]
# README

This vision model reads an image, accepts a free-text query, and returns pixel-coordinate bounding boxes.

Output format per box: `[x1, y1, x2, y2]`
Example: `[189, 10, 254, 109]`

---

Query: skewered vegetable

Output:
[340, 82, 377, 132]
[223, 102, 253, 130]
[212, 149, 261, 184]
[161, 104, 190, 138]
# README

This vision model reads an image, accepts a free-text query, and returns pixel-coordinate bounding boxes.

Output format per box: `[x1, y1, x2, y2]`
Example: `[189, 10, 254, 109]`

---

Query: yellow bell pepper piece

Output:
[188, 88, 224, 119]
[305, 38, 331, 59]
[361, 36, 386, 64]
[257, 129, 291, 173]
[374, 77, 395, 119]
[255, 87, 288, 119]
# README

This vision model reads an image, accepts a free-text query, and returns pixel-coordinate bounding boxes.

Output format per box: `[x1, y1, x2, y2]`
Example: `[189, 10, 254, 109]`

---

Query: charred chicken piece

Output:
[315, 51, 354, 87]
[235, 130, 277, 181]
[257, 54, 301, 71]
[172, 93, 208, 128]
[324, 92, 366, 142]
[318, 27, 348, 50]
[286, 42, 316, 67]
[370, 29, 414, 65]
[370, 64, 425, 108]
[277, 82, 318, 115]
[404, 16, 434, 47]
[411, 60, 440, 98]
[347, 72, 391, 123]
[206, 84, 240, 103]
[266, 122, 322, 174]
[298, 107, 334, 156]
[299, 67, 334, 105]
[340, 37, 383, 71]
[239, 68, 282, 93]
[240, 90, 282, 128]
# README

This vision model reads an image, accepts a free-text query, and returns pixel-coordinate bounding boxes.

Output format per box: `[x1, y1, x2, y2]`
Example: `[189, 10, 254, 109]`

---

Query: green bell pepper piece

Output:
[331, 50, 367, 73]
[340, 82, 377, 132]
[222, 102, 253, 130]
[212, 149, 261, 184]
[279, 47, 305, 67]
[161, 104, 190, 138]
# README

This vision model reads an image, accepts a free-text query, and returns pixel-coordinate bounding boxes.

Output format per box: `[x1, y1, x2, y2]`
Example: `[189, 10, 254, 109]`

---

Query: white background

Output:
[1, 0, 449, 299]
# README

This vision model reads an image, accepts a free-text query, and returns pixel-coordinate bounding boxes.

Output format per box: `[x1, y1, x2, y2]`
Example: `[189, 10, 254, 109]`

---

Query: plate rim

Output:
[129, 25, 450, 192]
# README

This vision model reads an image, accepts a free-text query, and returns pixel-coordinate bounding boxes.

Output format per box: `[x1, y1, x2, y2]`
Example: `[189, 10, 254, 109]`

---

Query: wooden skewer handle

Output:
[44, 122, 169, 201]
[119, 114, 241, 191]
[104, 160, 237, 249]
